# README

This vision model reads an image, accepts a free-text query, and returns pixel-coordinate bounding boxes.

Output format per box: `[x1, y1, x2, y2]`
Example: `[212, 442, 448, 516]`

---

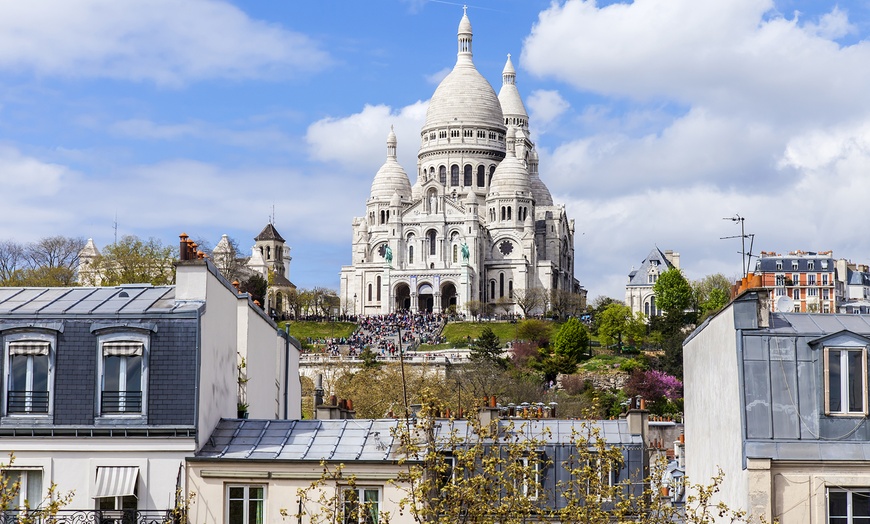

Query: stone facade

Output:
[340, 10, 582, 317]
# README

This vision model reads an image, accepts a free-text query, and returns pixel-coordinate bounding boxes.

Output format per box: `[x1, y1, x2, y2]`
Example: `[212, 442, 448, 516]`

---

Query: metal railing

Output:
[7, 390, 49, 414]
[0, 509, 177, 524]
[100, 391, 143, 414]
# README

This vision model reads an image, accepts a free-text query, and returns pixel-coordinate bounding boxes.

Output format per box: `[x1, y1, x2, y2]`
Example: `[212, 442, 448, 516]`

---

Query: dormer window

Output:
[4, 334, 54, 416]
[824, 347, 868, 416]
[808, 261, 815, 270]
[776, 260, 783, 270]
[792, 260, 799, 270]
[98, 335, 148, 417]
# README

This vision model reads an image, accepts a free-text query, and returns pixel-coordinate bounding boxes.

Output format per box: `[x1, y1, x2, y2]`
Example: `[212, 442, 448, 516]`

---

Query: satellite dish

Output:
[775, 296, 795, 313]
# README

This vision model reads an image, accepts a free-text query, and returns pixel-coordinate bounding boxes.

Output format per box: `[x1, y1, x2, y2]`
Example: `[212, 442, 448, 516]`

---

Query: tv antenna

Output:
[721, 214, 755, 279]
[113, 212, 118, 244]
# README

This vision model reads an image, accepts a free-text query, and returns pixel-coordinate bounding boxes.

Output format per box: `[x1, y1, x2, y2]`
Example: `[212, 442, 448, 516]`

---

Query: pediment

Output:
[808, 330, 870, 349]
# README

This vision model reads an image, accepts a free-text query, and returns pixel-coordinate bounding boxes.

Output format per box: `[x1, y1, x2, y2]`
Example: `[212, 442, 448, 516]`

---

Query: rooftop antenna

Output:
[720, 214, 756, 279]
[113, 212, 118, 245]
[270, 204, 275, 225]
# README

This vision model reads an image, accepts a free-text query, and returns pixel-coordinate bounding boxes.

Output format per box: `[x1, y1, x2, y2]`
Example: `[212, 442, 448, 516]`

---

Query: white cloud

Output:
[0, 0, 332, 85]
[522, 1, 870, 124]
[305, 101, 428, 175]
[109, 119, 298, 151]
[425, 67, 451, 85]
[802, 6, 855, 40]
[527, 89, 570, 129]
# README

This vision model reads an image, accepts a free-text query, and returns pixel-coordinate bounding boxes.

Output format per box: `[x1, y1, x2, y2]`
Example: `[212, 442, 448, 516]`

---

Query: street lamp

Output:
[353, 293, 357, 317]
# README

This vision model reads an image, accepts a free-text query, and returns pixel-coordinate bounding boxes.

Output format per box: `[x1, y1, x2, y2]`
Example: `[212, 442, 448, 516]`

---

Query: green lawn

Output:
[439, 321, 525, 347]
[280, 320, 356, 342]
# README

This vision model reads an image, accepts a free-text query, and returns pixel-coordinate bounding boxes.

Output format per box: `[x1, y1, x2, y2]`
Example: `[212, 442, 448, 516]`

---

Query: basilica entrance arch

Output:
[394, 283, 411, 311]
[417, 283, 434, 312]
[441, 282, 457, 312]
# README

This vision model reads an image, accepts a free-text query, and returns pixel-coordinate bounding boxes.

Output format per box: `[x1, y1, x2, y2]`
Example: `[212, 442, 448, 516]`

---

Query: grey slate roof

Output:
[755, 254, 834, 273]
[626, 247, 675, 287]
[194, 418, 642, 463]
[255, 223, 285, 243]
[765, 312, 870, 335]
[0, 286, 198, 317]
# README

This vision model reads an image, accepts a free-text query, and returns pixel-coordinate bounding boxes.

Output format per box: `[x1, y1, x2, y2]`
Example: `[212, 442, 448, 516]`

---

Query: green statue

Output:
[461, 242, 470, 262]
[384, 245, 393, 265]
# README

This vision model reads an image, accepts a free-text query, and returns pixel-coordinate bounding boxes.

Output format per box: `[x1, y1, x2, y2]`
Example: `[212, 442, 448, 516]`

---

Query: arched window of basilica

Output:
[368, 283, 372, 302]
[451, 165, 459, 186]
[266, 246, 271, 260]
[409, 245, 414, 264]
[499, 273, 505, 298]
[490, 280, 496, 301]
[377, 276, 381, 301]
[453, 244, 458, 264]
[489, 165, 496, 185]
[439, 166, 446, 185]
[509, 280, 513, 299]
[507, 207, 512, 220]
[427, 230, 437, 256]
[477, 165, 485, 187]
[464, 165, 472, 186]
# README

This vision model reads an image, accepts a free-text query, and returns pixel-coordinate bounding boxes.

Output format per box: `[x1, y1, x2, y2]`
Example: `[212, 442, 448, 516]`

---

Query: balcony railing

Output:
[0, 509, 178, 524]
[7, 390, 49, 414]
[101, 391, 143, 414]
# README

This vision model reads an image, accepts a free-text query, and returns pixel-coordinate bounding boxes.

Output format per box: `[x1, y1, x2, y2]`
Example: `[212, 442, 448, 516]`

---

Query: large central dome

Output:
[423, 11, 504, 131]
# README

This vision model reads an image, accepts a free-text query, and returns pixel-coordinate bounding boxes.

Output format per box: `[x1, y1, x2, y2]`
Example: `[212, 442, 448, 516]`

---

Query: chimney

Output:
[627, 398, 649, 442]
[314, 374, 324, 409]
[179, 233, 190, 261]
[477, 396, 500, 431]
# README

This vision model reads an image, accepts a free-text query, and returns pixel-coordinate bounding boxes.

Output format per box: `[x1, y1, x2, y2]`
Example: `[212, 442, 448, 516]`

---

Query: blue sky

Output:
[2, 0, 870, 300]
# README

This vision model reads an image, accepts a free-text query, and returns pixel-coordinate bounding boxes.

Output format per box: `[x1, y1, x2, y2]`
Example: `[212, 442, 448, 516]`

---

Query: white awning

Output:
[93, 467, 139, 499]
[8, 341, 50, 356]
[102, 342, 144, 357]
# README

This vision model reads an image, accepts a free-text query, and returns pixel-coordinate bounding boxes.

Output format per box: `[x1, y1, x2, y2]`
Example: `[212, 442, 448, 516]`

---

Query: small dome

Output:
[466, 191, 477, 204]
[370, 128, 412, 201]
[498, 54, 528, 123]
[359, 219, 369, 232]
[528, 148, 554, 206]
[489, 129, 531, 197]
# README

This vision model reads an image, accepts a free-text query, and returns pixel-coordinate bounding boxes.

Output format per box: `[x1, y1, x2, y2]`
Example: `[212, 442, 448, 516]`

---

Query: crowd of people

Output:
[303, 311, 446, 360]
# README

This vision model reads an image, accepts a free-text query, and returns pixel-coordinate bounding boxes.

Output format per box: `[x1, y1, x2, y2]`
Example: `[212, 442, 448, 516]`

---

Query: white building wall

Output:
[186, 462, 411, 524]
[1, 442, 195, 511]
[684, 306, 750, 518]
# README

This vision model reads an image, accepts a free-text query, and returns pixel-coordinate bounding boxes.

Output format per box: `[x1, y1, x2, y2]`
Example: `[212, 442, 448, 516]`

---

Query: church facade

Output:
[340, 10, 581, 316]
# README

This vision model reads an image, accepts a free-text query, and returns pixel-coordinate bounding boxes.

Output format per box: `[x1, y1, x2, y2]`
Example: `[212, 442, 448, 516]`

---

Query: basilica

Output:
[339, 9, 581, 316]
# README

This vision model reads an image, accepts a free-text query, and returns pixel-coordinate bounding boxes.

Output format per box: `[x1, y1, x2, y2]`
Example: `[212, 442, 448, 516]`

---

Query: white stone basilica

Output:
[339, 9, 581, 316]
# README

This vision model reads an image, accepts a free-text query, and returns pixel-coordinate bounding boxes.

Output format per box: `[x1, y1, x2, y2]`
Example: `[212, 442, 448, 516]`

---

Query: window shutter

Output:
[8, 341, 49, 356]
[102, 342, 144, 357]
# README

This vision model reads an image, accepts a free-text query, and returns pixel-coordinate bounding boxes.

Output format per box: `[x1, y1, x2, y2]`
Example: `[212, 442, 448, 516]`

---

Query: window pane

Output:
[849, 350, 864, 412]
[829, 490, 848, 516]
[10, 356, 27, 391]
[32, 356, 48, 393]
[828, 350, 842, 412]
[248, 499, 263, 524]
[228, 499, 244, 524]
[104, 356, 121, 391]
[854, 491, 870, 517]
[126, 356, 142, 392]
[25, 471, 42, 507]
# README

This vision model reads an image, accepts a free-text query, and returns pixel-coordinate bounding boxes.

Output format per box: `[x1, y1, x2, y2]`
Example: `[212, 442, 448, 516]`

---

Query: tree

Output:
[516, 319, 552, 348]
[552, 318, 591, 361]
[469, 327, 506, 368]
[24, 235, 86, 271]
[464, 300, 484, 320]
[494, 295, 513, 317]
[693, 273, 732, 319]
[625, 369, 683, 415]
[240, 273, 268, 306]
[653, 268, 694, 317]
[597, 303, 646, 351]
[0, 240, 24, 282]
[89, 235, 175, 286]
[513, 288, 546, 318]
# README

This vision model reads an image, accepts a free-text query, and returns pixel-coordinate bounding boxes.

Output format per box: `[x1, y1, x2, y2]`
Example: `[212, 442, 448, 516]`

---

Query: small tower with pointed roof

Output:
[254, 223, 287, 278]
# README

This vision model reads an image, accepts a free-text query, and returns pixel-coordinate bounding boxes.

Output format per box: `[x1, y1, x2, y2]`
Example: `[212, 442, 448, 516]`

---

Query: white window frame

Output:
[226, 484, 265, 524]
[3, 333, 55, 417]
[96, 333, 148, 418]
[824, 347, 869, 416]
[341, 486, 381, 524]
[828, 487, 870, 524]
[2, 469, 43, 512]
